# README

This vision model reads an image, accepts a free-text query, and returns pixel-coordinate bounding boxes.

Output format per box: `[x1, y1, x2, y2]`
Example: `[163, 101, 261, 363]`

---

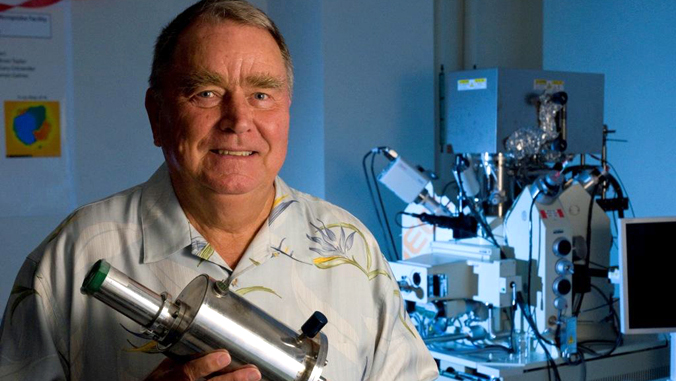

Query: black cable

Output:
[362, 151, 392, 260]
[507, 304, 516, 354]
[578, 284, 622, 359]
[527, 195, 537, 311]
[564, 159, 629, 219]
[579, 297, 618, 314]
[573, 181, 601, 317]
[394, 212, 427, 229]
[588, 155, 635, 217]
[440, 179, 459, 208]
[516, 291, 561, 381]
[562, 350, 586, 381]
[603, 172, 626, 218]
[371, 152, 399, 260]
[581, 351, 588, 381]
[607, 163, 635, 217]
[440, 178, 458, 196]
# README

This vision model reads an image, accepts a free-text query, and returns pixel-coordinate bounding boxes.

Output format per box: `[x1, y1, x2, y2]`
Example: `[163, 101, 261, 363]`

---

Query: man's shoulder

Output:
[28, 183, 146, 261]
[68, 164, 170, 226]
[67, 183, 145, 226]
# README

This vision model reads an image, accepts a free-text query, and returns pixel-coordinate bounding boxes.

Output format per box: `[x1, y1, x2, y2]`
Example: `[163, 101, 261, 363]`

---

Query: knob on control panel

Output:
[554, 296, 568, 310]
[553, 277, 572, 296]
[553, 238, 572, 257]
[555, 259, 574, 275]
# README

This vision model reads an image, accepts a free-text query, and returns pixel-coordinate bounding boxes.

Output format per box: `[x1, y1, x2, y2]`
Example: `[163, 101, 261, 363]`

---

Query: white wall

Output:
[543, 0, 676, 218]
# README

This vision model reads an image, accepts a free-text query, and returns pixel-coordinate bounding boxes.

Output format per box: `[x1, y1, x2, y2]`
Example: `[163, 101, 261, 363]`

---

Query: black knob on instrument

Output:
[301, 311, 328, 338]
[553, 238, 572, 257]
[553, 278, 572, 296]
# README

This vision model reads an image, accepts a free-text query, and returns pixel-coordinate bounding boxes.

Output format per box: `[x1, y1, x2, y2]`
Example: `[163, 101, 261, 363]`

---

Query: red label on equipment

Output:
[557, 209, 565, 218]
[540, 210, 548, 219]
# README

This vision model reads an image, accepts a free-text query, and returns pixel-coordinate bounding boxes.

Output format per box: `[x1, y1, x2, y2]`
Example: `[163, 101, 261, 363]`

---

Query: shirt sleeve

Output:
[0, 256, 69, 381]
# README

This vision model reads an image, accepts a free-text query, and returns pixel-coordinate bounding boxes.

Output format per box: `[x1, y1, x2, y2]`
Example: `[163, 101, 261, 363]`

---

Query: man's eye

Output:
[189, 90, 221, 108]
[253, 92, 269, 101]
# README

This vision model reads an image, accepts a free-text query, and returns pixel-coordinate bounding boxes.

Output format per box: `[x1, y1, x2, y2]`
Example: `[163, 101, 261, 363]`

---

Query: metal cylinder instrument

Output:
[81, 260, 329, 381]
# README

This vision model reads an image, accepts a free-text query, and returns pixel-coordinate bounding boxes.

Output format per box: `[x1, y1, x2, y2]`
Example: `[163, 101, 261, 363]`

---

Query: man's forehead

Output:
[177, 18, 280, 55]
[171, 20, 284, 69]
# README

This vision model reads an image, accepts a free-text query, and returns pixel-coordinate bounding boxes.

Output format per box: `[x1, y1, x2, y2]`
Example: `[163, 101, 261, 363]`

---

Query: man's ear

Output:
[145, 88, 162, 147]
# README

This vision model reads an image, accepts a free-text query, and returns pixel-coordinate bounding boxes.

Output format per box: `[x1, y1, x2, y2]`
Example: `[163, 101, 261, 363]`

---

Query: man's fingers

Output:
[143, 351, 262, 381]
[211, 364, 261, 381]
[184, 350, 232, 379]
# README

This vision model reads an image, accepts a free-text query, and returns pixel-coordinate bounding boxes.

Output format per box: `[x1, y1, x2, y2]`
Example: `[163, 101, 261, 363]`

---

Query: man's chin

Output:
[202, 175, 272, 197]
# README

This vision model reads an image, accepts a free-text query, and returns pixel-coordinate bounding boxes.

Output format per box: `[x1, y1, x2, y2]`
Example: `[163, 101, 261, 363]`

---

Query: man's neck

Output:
[171, 176, 276, 268]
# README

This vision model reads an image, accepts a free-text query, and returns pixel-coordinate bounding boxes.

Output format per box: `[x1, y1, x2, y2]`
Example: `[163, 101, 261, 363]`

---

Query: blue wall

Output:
[322, 0, 435, 259]
[267, 1, 326, 198]
[544, 0, 676, 218]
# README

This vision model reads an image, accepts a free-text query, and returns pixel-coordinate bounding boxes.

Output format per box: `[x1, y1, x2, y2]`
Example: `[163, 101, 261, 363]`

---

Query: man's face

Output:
[147, 20, 290, 197]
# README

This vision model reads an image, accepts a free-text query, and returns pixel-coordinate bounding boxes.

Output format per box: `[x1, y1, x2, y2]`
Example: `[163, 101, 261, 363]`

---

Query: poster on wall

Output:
[0, 0, 74, 216]
[5, 100, 61, 157]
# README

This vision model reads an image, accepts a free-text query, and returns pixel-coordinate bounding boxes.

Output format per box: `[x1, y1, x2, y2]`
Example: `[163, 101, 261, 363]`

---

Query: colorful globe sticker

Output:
[4, 100, 61, 157]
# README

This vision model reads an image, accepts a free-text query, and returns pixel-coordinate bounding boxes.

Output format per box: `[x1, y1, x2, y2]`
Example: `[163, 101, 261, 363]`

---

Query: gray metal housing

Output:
[443, 68, 604, 155]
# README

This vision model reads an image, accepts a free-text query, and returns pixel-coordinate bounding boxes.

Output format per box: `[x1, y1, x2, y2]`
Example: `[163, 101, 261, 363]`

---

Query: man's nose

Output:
[218, 93, 252, 133]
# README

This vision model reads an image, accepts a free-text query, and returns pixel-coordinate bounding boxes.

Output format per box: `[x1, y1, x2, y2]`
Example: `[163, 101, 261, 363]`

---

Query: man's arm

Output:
[367, 287, 439, 381]
[0, 257, 68, 380]
[353, 231, 438, 381]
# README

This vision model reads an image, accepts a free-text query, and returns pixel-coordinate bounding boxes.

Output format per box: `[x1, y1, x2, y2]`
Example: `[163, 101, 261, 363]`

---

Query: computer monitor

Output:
[619, 216, 676, 334]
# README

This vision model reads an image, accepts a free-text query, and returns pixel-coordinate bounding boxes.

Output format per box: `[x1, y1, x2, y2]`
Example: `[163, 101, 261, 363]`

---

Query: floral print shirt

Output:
[0, 164, 438, 381]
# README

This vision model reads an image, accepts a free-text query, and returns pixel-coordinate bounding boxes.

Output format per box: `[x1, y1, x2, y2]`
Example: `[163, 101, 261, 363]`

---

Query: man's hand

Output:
[144, 350, 262, 381]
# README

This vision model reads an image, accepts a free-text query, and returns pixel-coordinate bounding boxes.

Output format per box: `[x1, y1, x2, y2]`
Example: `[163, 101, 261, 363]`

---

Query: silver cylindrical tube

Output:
[416, 190, 452, 217]
[81, 260, 328, 381]
[454, 155, 481, 198]
[81, 259, 171, 329]
[166, 276, 328, 381]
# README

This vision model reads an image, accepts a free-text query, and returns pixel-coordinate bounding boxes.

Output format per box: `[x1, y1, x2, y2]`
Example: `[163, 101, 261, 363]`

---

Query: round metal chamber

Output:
[161, 275, 328, 381]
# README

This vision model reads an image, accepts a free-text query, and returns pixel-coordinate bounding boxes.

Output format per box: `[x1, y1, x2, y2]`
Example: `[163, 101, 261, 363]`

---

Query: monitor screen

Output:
[619, 216, 676, 334]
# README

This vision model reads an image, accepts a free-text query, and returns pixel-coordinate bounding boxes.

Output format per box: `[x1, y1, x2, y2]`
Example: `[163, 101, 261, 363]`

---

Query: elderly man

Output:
[0, 1, 438, 380]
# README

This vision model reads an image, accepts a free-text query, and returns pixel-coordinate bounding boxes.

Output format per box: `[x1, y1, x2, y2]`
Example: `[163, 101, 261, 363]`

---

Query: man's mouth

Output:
[214, 150, 254, 157]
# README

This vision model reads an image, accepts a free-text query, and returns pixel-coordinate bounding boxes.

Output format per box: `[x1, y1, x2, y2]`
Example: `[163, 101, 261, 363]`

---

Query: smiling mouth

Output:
[213, 150, 254, 157]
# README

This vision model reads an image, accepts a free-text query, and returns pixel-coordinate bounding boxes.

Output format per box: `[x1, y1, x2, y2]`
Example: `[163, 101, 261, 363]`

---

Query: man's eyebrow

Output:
[176, 71, 224, 93]
[245, 73, 285, 89]
[175, 71, 285, 93]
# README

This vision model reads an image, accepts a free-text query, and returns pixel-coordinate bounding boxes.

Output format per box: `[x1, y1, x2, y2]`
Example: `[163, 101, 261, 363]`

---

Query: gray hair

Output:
[148, 0, 293, 94]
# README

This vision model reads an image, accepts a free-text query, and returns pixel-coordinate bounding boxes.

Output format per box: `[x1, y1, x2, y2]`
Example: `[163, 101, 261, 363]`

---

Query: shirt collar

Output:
[188, 223, 232, 271]
[140, 164, 192, 264]
[235, 177, 298, 268]
[139, 166, 298, 266]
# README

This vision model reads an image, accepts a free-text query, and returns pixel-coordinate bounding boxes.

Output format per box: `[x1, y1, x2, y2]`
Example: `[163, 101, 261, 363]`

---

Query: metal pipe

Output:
[423, 333, 468, 344]
[81, 260, 329, 381]
[81, 260, 175, 332]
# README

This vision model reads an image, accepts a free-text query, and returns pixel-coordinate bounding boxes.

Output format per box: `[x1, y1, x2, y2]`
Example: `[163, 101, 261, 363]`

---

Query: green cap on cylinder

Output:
[81, 259, 111, 294]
